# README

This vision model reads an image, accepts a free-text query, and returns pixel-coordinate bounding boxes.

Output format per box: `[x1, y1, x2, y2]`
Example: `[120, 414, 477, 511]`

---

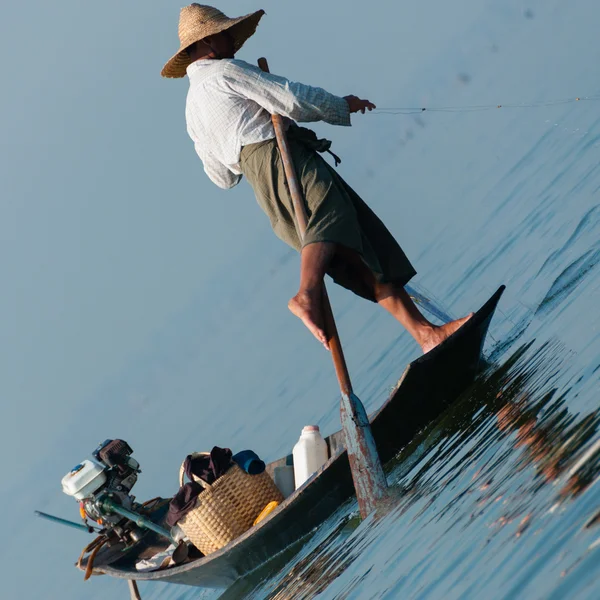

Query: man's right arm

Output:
[223, 60, 353, 126]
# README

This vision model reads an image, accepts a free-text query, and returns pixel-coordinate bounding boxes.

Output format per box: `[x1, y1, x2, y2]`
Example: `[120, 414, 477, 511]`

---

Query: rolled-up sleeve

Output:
[223, 60, 351, 127]
[194, 143, 242, 189]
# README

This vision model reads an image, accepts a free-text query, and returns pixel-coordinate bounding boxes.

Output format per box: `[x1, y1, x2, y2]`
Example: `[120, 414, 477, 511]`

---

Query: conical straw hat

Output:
[161, 4, 265, 79]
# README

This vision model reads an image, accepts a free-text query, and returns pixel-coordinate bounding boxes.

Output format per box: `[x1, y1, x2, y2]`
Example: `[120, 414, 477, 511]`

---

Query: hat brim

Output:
[161, 9, 265, 79]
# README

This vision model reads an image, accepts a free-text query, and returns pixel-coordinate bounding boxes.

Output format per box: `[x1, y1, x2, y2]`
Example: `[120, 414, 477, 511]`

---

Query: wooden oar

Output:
[257, 58, 387, 517]
[128, 580, 142, 600]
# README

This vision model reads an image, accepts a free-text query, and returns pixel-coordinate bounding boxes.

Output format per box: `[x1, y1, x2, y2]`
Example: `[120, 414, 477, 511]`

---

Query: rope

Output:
[77, 535, 109, 580]
[372, 95, 600, 116]
[84, 541, 107, 581]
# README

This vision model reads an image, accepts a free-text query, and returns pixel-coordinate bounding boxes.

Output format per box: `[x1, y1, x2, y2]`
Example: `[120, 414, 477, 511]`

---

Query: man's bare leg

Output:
[288, 242, 335, 350]
[288, 243, 472, 353]
[374, 283, 473, 354]
[333, 246, 472, 354]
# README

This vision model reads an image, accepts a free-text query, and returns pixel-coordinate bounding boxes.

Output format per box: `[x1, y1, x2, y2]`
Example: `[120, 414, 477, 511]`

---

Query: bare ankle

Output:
[297, 285, 322, 300]
[420, 314, 473, 354]
[415, 323, 436, 347]
[288, 287, 329, 349]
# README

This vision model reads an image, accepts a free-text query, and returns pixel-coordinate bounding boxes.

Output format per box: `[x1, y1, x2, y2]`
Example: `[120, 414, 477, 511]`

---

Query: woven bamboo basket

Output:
[177, 452, 284, 555]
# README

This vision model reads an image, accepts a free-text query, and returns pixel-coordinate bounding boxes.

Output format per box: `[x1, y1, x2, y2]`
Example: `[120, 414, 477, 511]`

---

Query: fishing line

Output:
[372, 94, 600, 115]
[368, 94, 598, 342]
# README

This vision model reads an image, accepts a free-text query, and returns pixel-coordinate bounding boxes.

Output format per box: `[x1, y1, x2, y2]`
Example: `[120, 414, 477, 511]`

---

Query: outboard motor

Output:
[62, 439, 140, 525]
[61, 439, 172, 545]
[59, 440, 188, 576]
[60, 439, 185, 566]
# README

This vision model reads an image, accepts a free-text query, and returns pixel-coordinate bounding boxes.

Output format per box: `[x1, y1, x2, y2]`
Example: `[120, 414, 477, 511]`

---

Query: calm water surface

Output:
[123, 3, 600, 599]
[190, 102, 600, 599]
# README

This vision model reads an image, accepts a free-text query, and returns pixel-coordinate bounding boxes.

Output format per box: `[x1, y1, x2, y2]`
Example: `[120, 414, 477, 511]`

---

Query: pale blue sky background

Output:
[0, 0, 486, 497]
[1, 1, 598, 598]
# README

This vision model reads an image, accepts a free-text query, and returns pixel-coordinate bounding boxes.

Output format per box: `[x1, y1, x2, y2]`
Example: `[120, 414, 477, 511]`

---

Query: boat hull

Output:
[89, 286, 505, 587]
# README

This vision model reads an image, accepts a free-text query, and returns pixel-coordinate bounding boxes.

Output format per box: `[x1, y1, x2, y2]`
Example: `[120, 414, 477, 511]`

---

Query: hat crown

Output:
[161, 4, 265, 78]
[178, 4, 229, 45]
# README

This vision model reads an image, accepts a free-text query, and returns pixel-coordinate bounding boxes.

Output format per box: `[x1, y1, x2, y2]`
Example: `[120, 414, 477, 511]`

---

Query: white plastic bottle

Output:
[292, 425, 329, 489]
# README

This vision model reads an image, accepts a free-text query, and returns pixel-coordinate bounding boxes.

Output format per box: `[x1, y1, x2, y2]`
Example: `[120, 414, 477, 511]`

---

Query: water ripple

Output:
[536, 248, 600, 317]
[218, 339, 600, 600]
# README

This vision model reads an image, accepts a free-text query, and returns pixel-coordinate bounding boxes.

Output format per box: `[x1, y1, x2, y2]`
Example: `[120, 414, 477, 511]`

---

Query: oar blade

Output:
[340, 392, 388, 516]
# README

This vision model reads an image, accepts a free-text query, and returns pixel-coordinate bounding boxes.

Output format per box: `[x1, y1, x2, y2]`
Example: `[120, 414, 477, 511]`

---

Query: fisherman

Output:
[161, 4, 471, 352]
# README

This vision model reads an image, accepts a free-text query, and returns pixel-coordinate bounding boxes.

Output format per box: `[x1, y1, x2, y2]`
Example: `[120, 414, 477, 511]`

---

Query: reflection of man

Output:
[496, 396, 599, 490]
[497, 402, 561, 481]
[161, 5, 471, 351]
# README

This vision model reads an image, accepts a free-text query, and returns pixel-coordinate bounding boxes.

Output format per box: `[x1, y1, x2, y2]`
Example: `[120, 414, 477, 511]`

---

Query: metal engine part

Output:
[62, 439, 174, 547]
[93, 439, 140, 495]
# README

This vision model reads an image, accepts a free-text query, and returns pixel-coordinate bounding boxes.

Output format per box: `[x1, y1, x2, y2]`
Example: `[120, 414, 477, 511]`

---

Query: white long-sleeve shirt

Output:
[185, 59, 351, 189]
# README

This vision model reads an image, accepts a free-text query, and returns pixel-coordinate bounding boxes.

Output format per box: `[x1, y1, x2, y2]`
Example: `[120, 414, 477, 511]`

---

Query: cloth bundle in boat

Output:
[177, 452, 284, 555]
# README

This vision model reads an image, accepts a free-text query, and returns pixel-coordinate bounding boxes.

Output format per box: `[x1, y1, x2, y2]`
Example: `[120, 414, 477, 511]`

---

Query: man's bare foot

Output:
[288, 290, 330, 350]
[420, 313, 474, 354]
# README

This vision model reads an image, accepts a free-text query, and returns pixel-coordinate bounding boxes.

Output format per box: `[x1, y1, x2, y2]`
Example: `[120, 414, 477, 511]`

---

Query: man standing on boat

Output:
[161, 4, 471, 352]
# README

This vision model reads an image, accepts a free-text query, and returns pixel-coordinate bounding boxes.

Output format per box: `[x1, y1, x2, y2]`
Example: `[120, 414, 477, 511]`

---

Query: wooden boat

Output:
[81, 286, 505, 589]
